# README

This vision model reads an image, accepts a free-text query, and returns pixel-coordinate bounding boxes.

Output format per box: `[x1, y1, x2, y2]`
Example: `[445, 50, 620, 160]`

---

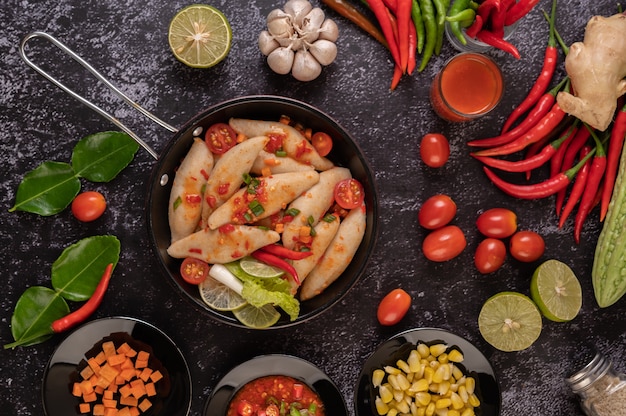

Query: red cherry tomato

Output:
[377, 289, 411, 326]
[509, 231, 545, 262]
[71, 191, 107, 222]
[474, 238, 507, 274]
[205, 123, 237, 154]
[334, 178, 365, 209]
[180, 258, 210, 285]
[420, 133, 450, 168]
[418, 194, 457, 229]
[476, 208, 518, 238]
[311, 131, 333, 157]
[422, 225, 467, 262]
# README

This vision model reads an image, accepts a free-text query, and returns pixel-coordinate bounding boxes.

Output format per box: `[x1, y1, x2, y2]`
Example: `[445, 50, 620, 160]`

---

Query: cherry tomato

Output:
[509, 231, 545, 262]
[180, 257, 210, 285]
[377, 288, 411, 326]
[205, 123, 237, 154]
[418, 194, 457, 229]
[71, 191, 107, 222]
[235, 400, 254, 416]
[334, 178, 365, 209]
[422, 225, 467, 262]
[420, 133, 450, 168]
[311, 131, 333, 157]
[476, 208, 518, 238]
[474, 238, 507, 274]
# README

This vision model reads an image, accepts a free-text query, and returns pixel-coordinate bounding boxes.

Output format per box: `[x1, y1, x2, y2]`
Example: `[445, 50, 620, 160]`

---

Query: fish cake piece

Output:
[299, 205, 366, 301]
[167, 225, 280, 264]
[168, 138, 214, 243]
[207, 170, 320, 230]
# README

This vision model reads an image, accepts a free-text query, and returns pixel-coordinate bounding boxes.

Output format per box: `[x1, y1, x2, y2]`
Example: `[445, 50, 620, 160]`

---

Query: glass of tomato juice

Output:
[429, 52, 504, 122]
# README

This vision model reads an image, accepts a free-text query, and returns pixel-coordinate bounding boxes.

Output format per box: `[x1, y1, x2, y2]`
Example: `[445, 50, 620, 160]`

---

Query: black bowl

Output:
[146, 95, 379, 329]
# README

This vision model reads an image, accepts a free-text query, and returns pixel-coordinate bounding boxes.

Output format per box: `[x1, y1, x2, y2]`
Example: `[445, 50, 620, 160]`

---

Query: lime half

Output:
[478, 292, 542, 352]
[239, 256, 285, 279]
[233, 303, 281, 329]
[530, 259, 582, 322]
[168, 4, 232, 68]
[199, 276, 247, 311]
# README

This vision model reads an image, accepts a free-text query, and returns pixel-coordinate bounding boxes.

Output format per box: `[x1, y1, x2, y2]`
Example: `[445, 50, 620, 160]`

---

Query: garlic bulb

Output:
[258, 0, 338, 81]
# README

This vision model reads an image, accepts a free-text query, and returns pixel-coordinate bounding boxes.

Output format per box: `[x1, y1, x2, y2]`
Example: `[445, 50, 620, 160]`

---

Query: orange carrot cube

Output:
[78, 403, 90, 414]
[93, 404, 105, 415]
[149, 370, 163, 383]
[138, 398, 152, 412]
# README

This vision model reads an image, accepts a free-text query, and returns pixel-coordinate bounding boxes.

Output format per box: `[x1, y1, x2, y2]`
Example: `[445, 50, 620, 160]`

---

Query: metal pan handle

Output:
[19, 31, 178, 160]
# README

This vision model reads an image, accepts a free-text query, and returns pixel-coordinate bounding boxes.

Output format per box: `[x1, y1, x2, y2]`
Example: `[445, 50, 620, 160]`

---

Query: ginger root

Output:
[556, 13, 626, 131]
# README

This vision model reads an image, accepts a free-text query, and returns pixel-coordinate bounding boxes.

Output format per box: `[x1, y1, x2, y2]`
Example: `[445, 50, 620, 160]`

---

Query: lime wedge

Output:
[233, 303, 281, 329]
[199, 276, 247, 311]
[478, 291, 542, 352]
[530, 259, 582, 322]
[239, 256, 285, 279]
[168, 4, 232, 68]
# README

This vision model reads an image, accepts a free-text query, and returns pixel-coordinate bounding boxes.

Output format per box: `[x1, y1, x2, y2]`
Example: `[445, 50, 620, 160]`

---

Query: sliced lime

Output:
[233, 303, 281, 329]
[239, 256, 285, 279]
[478, 291, 542, 352]
[168, 4, 232, 68]
[530, 259, 582, 322]
[199, 276, 247, 311]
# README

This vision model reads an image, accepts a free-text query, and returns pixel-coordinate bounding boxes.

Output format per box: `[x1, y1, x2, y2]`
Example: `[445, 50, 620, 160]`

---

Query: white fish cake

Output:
[229, 118, 334, 171]
[251, 150, 316, 175]
[167, 225, 280, 264]
[207, 170, 320, 230]
[282, 167, 352, 249]
[299, 205, 366, 301]
[168, 138, 214, 243]
[200, 136, 268, 227]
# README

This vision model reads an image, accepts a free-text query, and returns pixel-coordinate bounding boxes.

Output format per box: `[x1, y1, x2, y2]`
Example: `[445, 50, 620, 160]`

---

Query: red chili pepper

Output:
[260, 244, 313, 260]
[468, 77, 567, 148]
[390, 65, 403, 90]
[396, 0, 412, 73]
[407, 18, 417, 74]
[573, 128, 607, 243]
[501, 0, 558, 133]
[490, 0, 514, 38]
[553, 125, 591, 215]
[465, 15, 483, 38]
[369, 0, 402, 68]
[504, 0, 540, 26]
[474, 103, 567, 157]
[600, 102, 626, 221]
[549, 121, 580, 178]
[321, 0, 389, 49]
[476, 29, 520, 59]
[251, 250, 301, 285]
[477, 0, 500, 23]
[559, 145, 592, 228]
[51, 263, 114, 333]
[482, 149, 594, 199]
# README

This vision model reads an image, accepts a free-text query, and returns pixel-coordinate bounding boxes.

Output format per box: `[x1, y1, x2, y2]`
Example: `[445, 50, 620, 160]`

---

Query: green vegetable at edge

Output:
[592, 138, 626, 307]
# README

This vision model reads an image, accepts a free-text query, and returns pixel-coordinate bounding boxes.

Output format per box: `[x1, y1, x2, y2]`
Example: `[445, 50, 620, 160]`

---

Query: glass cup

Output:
[445, 21, 518, 53]
[429, 52, 504, 122]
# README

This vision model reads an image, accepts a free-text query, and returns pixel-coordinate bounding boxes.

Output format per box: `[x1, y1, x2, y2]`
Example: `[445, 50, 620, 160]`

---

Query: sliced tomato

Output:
[180, 258, 209, 285]
[205, 123, 237, 154]
[334, 178, 365, 209]
[311, 132, 333, 156]
[235, 400, 254, 416]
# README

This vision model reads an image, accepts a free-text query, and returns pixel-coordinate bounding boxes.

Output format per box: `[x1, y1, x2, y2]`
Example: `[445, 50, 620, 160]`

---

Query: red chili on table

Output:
[600, 102, 626, 221]
[559, 146, 592, 228]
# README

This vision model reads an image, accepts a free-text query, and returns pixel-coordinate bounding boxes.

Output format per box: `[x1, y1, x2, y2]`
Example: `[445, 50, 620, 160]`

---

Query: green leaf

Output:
[51, 235, 121, 302]
[5, 286, 69, 349]
[72, 131, 140, 182]
[9, 161, 80, 216]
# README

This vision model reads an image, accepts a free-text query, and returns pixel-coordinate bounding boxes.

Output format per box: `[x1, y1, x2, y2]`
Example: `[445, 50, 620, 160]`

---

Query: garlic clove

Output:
[299, 7, 326, 43]
[258, 31, 280, 56]
[267, 47, 295, 75]
[308, 39, 337, 66]
[292, 50, 322, 81]
[318, 19, 339, 42]
[267, 9, 293, 37]
[284, 0, 313, 27]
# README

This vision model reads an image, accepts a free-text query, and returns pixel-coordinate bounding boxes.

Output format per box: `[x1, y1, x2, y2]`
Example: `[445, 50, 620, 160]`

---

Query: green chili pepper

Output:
[411, 0, 425, 54]
[418, 0, 436, 71]
[432, 0, 450, 55]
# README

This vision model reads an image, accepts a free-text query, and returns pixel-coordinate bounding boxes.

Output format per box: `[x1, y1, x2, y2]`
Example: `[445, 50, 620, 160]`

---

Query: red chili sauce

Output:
[227, 375, 325, 416]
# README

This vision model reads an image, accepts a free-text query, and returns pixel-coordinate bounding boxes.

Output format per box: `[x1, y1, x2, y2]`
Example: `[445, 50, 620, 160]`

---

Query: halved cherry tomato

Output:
[476, 208, 518, 238]
[418, 194, 457, 229]
[422, 225, 467, 262]
[474, 238, 507, 274]
[334, 178, 365, 209]
[420, 133, 450, 168]
[509, 231, 545, 262]
[311, 131, 333, 157]
[235, 400, 254, 416]
[205, 123, 237, 154]
[180, 257, 210, 285]
[377, 288, 411, 326]
[71, 191, 107, 222]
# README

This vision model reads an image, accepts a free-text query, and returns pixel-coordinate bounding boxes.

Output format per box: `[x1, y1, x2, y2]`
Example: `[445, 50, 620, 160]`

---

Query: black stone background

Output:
[1, 0, 624, 415]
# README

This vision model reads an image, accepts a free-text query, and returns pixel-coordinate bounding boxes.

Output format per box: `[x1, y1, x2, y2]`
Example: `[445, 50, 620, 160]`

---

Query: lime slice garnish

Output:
[168, 4, 232, 68]
[478, 291, 542, 352]
[233, 303, 281, 329]
[530, 259, 582, 322]
[199, 276, 247, 311]
[239, 256, 285, 279]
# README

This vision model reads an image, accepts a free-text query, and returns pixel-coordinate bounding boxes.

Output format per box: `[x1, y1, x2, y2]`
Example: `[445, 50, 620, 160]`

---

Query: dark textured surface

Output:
[1, 1, 624, 415]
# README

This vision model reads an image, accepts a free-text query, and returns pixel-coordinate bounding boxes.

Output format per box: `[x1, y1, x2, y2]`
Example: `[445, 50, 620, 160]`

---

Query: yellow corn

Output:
[451, 365, 464, 381]
[437, 352, 449, 364]
[468, 393, 480, 408]
[385, 365, 401, 375]
[415, 392, 432, 406]
[460, 408, 475, 416]
[435, 398, 452, 409]
[396, 373, 411, 391]
[397, 359, 411, 374]
[387, 408, 398, 416]
[450, 392, 464, 410]
[425, 402, 436, 416]
[465, 377, 475, 395]
[423, 366, 434, 384]
[379, 384, 393, 403]
[408, 350, 421, 372]
[417, 343, 430, 358]
[373, 369, 386, 387]
[429, 343, 447, 357]
[410, 402, 419, 416]
[433, 364, 450, 383]
[410, 378, 430, 393]
[438, 380, 451, 396]
[416, 406, 426, 416]
[393, 388, 405, 403]
[447, 349, 464, 363]
[448, 410, 461, 416]
[458, 385, 469, 403]
[375, 396, 389, 415]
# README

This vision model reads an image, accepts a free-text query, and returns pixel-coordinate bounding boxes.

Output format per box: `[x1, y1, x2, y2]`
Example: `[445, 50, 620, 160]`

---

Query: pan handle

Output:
[19, 31, 179, 160]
